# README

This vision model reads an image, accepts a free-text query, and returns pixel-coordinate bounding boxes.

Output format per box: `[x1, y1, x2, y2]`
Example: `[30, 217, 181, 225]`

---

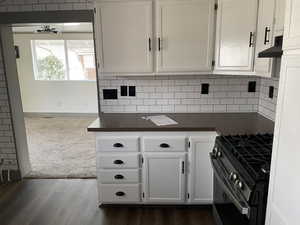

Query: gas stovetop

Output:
[216, 134, 274, 181]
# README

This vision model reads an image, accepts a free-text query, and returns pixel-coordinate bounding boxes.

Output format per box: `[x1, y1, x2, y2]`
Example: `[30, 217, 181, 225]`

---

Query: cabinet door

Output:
[143, 153, 186, 203]
[156, 0, 214, 72]
[265, 54, 300, 225]
[254, 0, 276, 77]
[215, 0, 258, 72]
[283, 0, 300, 50]
[274, 0, 286, 33]
[188, 136, 215, 204]
[95, 1, 153, 73]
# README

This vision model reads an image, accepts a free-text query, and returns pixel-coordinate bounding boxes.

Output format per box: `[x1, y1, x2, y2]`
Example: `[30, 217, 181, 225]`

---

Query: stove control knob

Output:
[229, 172, 238, 181]
[212, 147, 218, 155]
[238, 181, 244, 190]
[217, 151, 222, 158]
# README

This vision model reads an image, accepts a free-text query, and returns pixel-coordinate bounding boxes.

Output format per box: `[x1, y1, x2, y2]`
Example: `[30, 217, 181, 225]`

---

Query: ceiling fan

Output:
[36, 25, 59, 34]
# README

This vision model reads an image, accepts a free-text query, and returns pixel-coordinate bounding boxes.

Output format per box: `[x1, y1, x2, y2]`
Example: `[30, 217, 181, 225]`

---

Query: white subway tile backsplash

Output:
[175, 105, 188, 113]
[258, 77, 279, 121]
[214, 105, 226, 112]
[99, 76, 270, 114]
[200, 105, 213, 112]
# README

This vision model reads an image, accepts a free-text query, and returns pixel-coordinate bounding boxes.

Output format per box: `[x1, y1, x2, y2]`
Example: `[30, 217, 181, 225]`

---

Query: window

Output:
[32, 40, 96, 81]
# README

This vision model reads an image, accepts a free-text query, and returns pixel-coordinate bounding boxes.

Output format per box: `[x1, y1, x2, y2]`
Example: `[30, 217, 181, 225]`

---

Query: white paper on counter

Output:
[142, 115, 178, 126]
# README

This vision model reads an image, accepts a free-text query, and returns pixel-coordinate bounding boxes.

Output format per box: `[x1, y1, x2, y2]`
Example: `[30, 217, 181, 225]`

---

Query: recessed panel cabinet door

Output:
[95, 1, 153, 73]
[274, 0, 286, 33]
[143, 153, 186, 203]
[265, 54, 300, 225]
[188, 136, 215, 204]
[255, 0, 276, 77]
[283, 0, 300, 50]
[215, 0, 258, 72]
[156, 0, 214, 72]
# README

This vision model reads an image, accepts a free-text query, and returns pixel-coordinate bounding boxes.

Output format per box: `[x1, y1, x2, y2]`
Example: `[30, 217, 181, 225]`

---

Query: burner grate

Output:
[220, 134, 273, 180]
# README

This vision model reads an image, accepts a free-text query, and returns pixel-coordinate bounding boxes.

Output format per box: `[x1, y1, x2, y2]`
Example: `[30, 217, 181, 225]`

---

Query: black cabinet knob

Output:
[113, 143, 124, 148]
[160, 143, 170, 148]
[115, 191, 125, 197]
[114, 174, 124, 179]
[113, 160, 124, 165]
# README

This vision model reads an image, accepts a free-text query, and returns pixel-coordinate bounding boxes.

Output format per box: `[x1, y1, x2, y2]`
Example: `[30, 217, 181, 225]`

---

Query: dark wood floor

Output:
[0, 179, 215, 225]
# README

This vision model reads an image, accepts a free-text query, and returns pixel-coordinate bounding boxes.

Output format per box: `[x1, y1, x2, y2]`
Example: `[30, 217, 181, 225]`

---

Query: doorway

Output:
[0, 10, 99, 179]
[13, 22, 97, 178]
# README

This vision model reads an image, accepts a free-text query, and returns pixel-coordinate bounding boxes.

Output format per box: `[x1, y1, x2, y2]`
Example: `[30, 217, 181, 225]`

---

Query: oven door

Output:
[210, 154, 250, 225]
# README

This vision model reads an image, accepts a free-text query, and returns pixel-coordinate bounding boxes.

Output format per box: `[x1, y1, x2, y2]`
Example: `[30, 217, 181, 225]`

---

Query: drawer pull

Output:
[115, 191, 126, 197]
[113, 143, 124, 148]
[113, 160, 124, 165]
[114, 174, 124, 179]
[160, 143, 170, 148]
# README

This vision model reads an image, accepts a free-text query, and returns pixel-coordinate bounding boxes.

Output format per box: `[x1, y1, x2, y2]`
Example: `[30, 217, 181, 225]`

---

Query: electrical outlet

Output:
[201, 83, 209, 94]
[120, 86, 128, 96]
[269, 86, 274, 99]
[103, 89, 118, 99]
[129, 86, 136, 97]
[248, 81, 256, 92]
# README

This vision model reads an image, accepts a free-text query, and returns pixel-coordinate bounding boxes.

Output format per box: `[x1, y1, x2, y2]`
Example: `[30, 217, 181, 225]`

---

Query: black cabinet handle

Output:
[113, 143, 124, 148]
[148, 38, 151, 52]
[264, 27, 271, 45]
[113, 160, 124, 165]
[160, 143, 170, 148]
[114, 174, 124, 179]
[249, 32, 254, 47]
[158, 37, 161, 51]
[115, 191, 125, 197]
[182, 161, 185, 174]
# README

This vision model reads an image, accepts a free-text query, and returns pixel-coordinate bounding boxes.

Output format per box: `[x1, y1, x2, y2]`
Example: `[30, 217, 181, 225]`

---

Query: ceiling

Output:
[12, 22, 93, 33]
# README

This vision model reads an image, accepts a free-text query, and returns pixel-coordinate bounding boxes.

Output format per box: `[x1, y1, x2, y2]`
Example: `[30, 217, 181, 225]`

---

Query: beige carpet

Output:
[25, 116, 97, 178]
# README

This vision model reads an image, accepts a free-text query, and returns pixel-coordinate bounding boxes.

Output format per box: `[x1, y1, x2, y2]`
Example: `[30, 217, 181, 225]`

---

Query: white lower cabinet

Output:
[98, 184, 141, 203]
[142, 153, 186, 203]
[95, 132, 216, 205]
[188, 136, 215, 204]
[98, 169, 140, 184]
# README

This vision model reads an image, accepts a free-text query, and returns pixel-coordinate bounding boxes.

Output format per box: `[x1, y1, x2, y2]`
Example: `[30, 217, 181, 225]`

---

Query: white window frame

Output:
[31, 39, 96, 81]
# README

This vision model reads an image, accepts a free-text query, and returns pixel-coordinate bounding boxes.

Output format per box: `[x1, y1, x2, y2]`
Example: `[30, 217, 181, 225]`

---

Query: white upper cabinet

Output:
[282, 0, 300, 50]
[143, 153, 186, 203]
[94, 1, 153, 74]
[254, 0, 276, 77]
[214, 0, 258, 72]
[156, 0, 215, 72]
[274, 0, 286, 33]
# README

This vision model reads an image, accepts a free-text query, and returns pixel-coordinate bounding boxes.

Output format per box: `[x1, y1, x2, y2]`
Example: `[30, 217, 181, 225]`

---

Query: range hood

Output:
[258, 36, 283, 58]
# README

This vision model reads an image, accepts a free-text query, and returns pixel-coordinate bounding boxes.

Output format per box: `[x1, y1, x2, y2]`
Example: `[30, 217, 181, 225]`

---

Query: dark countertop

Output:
[87, 113, 274, 135]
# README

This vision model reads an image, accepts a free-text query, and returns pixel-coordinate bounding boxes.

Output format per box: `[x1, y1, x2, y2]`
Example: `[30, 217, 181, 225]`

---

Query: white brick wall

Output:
[99, 76, 261, 113]
[0, 48, 19, 172]
[258, 77, 279, 121]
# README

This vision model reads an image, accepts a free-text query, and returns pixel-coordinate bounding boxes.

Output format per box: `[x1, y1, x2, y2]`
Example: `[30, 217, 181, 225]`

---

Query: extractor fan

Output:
[36, 25, 59, 34]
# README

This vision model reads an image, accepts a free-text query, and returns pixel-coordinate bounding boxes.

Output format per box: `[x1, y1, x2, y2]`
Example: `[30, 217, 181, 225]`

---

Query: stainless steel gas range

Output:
[210, 134, 274, 225]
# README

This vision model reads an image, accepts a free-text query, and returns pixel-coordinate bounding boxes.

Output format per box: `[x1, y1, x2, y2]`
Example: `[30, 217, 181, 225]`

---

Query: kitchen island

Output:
[88, 113, 274, 206]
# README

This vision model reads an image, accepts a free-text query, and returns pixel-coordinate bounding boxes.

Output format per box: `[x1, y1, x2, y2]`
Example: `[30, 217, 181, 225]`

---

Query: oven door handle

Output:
[210, 154, 251, 218]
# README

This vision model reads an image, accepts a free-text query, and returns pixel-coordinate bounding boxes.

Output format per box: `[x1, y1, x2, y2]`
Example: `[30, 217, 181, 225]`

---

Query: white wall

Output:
[14, 33, 98, 114]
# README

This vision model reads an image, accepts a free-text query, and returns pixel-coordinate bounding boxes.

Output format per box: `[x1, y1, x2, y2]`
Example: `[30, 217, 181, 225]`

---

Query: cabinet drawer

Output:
[99, 184, 140, 203]
[97, 154, 140, 169]
[96, 137, 139, 152]
[142, 137, 186, 152]
[98, 169, 140, 184]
